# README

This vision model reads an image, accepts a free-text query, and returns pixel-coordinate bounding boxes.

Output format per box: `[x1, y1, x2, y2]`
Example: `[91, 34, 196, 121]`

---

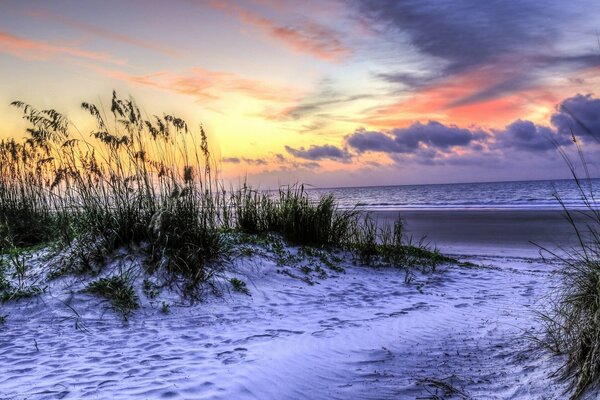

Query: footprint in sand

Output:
[216, 347, 248, 364]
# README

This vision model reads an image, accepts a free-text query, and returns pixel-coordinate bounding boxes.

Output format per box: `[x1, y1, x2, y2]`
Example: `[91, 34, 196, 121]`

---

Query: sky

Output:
[2, 0, 600, 188]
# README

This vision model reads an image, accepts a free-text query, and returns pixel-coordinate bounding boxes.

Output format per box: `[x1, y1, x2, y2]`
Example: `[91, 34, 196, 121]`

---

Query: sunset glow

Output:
[2, 0, 600, 187]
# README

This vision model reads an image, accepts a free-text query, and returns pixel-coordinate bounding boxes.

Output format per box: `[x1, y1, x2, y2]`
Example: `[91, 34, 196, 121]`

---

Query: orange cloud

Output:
[100, 66, 303, 104]
[26, 10, 181, 57]
[363, 67, 564, 129]
[0, 29, 124, 64]
[208, 1, 350, 62]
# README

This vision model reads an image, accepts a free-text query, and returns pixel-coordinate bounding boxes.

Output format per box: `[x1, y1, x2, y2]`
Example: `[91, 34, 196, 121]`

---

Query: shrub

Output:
[85, 275, 139, 318]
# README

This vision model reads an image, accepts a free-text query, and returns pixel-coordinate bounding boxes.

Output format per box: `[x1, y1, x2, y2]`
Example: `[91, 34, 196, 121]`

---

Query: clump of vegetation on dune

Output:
[5, 93, 228, 293]
[0, 91, 459, 317]
[539, 136, 600, 398]
[232, 184, 357, 246]
[540, 186, 600, 397]
[85, 274, 139, 318]
[350, 215, 459, 270]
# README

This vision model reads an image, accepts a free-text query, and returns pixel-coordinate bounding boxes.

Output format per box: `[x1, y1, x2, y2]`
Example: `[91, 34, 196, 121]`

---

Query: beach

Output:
[0, 208, 586, 399]
[374, 209, 587, 257]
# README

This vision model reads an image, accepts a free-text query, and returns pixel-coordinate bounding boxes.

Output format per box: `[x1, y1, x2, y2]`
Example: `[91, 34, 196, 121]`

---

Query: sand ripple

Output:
[0, 255, 569, 399]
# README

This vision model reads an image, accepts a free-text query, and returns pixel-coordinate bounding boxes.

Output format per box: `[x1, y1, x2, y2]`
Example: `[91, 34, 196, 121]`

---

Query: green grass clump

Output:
[231, 185, 278, 235]
[1, 286, 44, 302]
[541, 237, 600, 398]
[229, 277, 250, 295]
[5, 92, 229, 294]
[539, 141, 600, 398]
[0, 265, 9, 291]
[143, 279, 159, 299]
[276, 187, 356, 246]
[85, 275, 139, 318]
[231, 185, 358, 247]
[351, 215, 457, 270]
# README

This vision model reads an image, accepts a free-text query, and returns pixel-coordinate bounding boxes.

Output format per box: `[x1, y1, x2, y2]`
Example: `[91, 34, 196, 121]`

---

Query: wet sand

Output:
[372, 209, 593, 257]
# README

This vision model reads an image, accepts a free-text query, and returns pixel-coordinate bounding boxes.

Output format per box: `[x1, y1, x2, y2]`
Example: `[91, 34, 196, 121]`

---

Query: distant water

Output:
[308, 179, 600, 211]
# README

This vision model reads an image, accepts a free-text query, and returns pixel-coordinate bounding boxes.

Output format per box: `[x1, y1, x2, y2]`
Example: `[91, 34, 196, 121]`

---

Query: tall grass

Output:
[2, 92, 227, 288]
[231, 184, 358, 246]
[0, 92, 454, 302]
[540, 134, 600, 398]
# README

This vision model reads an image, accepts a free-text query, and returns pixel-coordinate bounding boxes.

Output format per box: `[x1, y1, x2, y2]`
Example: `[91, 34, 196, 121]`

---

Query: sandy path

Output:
[0, 253, 569, 399]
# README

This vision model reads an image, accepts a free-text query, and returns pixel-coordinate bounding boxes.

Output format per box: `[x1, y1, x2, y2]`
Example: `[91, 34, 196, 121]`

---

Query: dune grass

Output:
[350, 214, 457, 269]
[0, 92, 457, 313]
[538, 139, 600, 398]
[540, 208, 600, 397]
[231, 184, 358, 246]
[85, 274, 139, 318]
[229, 277, 250, 295]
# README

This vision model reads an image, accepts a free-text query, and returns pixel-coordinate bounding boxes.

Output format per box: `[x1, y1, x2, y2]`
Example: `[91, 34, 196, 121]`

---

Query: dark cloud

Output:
[345, 94, 600, 157]
[222, 156, 268, 165]
[494, 120, 569, 152]
[222, 157, 241, 163]
[448, 73, 531, 107]
[375, 71, 439, 91]
[346, 128, 399, 153]
[286, 94, 372, 120]
[347, 121, 485, 154]
[551, 94, 600, 143]
[285, 144, 351, 161]
[353, 0, 600, 104]
[353, 1, 556, 70]
[242, 158, 268, 166]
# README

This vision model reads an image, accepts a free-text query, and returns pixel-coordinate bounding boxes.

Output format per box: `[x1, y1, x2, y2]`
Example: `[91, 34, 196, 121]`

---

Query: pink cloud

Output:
[26, 9, 181, 57]
[0, 29, 124, 64]
[208, 1, 351, 62]
[99, 66, 303, 104]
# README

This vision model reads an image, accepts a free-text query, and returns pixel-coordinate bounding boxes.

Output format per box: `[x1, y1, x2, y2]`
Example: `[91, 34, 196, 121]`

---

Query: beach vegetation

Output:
[351, 214, 457, 269]
[229, 277, 250, 295]
[0, 92, 458, 317]
[85, 274, 139, 318]
[539, 130, 600, 398]
[143, 279, 159, 299]
[231, 184, 359, 247]
[1, 286, 45, 303]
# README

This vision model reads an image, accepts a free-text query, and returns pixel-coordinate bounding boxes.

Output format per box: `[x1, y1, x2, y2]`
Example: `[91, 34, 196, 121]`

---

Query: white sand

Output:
[0, 246, 585, 399]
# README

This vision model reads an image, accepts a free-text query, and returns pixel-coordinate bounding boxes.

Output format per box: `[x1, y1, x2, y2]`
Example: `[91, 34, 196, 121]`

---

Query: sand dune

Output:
[0, 247, 579, 399]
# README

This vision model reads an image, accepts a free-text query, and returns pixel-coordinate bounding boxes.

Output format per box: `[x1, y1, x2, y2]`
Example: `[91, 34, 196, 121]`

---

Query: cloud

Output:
[353, 0, 600, 106]
[222, 157, 241, 163]
[353, 0, 556, 73]
[221, 156, 268, 166]
[242, 157, 268, 166]
[0, 29, 124, 64]
[346, 94, 600, 159]
[347, 121, 485, 154]
[494, 119, 569, 152]
[275, 153, 286, 162]
[346, 129, 401, 153]
[26, 9, 180, 57]
[285, 144, 351, 161]
[101, 66, 301, 103]
[551, 94, 600, 143]
[208, 1, 350, 62]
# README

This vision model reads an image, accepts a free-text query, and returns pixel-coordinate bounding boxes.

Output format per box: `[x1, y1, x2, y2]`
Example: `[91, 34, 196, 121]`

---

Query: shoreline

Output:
[369, 209, 589, 257]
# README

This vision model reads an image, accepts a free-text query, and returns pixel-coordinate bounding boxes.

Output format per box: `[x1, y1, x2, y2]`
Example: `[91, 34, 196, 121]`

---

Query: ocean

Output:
[309, 178, 600, 211]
